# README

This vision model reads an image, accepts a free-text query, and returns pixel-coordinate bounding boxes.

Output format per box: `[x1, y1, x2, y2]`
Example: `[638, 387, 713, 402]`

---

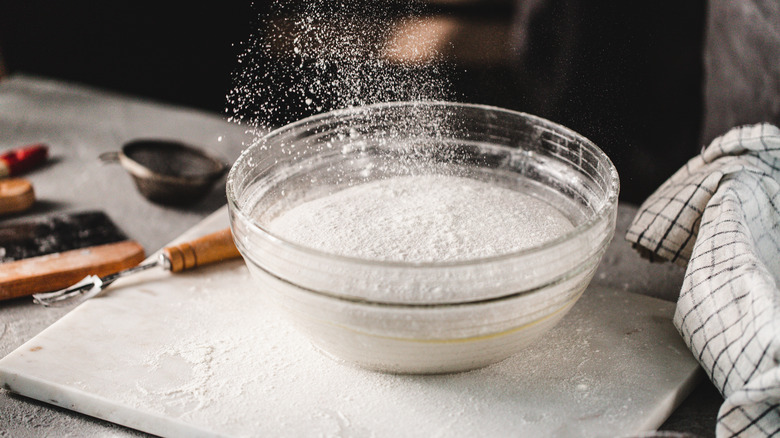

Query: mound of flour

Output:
[267, 175, 573, 262]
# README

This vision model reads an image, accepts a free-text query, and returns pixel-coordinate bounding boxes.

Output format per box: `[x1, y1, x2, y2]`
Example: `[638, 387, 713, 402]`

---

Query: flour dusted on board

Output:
[267, 175, 574, 263]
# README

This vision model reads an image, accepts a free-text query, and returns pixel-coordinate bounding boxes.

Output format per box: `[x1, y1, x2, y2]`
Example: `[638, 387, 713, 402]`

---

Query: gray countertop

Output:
[0, 75, 720, 437]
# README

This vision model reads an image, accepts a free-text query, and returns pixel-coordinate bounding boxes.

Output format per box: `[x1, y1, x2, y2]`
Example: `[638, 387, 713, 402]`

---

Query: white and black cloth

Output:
[627, 123, 780, 437]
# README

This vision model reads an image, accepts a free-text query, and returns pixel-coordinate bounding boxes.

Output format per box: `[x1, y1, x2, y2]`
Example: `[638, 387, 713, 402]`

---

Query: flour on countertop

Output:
[267, 175, 574, 262]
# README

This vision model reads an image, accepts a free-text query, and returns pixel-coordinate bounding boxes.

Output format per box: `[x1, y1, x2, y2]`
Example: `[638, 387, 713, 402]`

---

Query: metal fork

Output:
[32, 228, 241, 307]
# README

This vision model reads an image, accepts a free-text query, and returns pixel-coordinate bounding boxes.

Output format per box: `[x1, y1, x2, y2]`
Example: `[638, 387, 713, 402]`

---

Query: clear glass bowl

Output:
[227, 101, 619, 374]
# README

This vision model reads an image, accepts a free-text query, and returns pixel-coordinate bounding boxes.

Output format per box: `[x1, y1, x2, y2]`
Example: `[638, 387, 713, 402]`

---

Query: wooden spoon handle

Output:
[162, 228, 241, 273]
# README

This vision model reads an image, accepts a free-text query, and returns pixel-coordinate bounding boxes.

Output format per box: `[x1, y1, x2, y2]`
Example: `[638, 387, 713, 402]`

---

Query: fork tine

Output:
[32, 275, 101, 307]
[31, 258, 161, 307]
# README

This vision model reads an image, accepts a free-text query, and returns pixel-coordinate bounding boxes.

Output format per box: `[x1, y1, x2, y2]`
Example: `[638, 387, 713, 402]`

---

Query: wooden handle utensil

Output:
[32, 228, 242, 307]
[162, 228, 241, 272]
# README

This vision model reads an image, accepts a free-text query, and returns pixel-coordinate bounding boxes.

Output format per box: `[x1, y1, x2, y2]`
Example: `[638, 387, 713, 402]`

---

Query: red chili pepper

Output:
[0, 144, 49, 177]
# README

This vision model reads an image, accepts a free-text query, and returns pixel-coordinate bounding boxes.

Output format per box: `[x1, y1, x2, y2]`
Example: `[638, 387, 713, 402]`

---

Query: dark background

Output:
[0, 2, 253, 112]
[0, 0, 707, 203]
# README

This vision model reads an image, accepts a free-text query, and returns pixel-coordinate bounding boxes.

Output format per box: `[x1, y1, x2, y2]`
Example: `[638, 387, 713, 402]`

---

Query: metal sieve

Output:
[101, 139, 228, 206]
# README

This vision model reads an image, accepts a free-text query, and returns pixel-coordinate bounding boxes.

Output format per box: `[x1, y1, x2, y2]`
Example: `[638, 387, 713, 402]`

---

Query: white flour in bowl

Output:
[267, 174, 574, 263]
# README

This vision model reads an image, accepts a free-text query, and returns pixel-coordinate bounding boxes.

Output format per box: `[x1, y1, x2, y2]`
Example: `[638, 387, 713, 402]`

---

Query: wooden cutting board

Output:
[0, 207, 701, 437]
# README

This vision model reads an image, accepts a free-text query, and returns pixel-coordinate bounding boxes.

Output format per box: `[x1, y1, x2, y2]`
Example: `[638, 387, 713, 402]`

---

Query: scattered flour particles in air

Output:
[227, 0, 456, 132]
[268, 175, 574, 263]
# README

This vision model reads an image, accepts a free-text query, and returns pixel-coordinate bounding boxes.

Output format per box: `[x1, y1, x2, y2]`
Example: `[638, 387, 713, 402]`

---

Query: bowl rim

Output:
[226, 101, 619, 269]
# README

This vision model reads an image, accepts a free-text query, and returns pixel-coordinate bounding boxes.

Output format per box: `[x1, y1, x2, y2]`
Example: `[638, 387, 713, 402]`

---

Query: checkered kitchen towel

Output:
[627, 123, 780, 437]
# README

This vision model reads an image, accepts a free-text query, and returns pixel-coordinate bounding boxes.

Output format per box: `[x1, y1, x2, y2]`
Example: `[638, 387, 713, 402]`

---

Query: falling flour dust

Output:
[227, 0, 456, 131]
[268, 175, 574, 263]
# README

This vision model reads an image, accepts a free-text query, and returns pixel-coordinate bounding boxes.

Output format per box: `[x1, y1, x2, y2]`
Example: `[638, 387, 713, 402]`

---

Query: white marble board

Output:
[0, 207, 701, 437]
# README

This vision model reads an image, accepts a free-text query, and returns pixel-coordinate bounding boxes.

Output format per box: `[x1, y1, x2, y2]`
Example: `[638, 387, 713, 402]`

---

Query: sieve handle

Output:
[161, 228, 242, 273]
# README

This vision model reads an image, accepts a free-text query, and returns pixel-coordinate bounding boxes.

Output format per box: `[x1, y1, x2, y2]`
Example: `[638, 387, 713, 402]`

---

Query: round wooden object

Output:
[0, 178, 35, 215]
